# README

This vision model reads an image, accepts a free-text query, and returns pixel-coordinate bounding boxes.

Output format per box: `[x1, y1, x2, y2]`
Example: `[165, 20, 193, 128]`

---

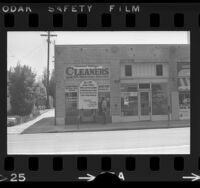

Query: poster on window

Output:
[78, 80, 98, 109]
[179, 109, 190, 120]
[177, 62, 190, 91]
[179, 92, 190, 120]
[177, 62, 190, 119]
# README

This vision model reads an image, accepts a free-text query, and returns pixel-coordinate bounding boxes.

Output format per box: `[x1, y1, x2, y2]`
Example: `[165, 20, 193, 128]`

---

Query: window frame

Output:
[124, 64, 132, 77]
[155, 63, 163, 76]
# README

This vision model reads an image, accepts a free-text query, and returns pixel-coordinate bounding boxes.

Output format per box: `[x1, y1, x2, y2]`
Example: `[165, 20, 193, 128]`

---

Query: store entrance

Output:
[65, 90, 111, 125]
[121, 83, 152, 121]
[139, 91, 151, 120]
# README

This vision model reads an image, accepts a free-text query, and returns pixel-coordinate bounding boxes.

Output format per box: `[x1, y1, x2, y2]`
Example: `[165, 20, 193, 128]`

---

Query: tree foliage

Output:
[34, 81, 47, 108]
[41, 68, 55, 107]
[8, 63, 36, 116]
[42, 68, 47, 89]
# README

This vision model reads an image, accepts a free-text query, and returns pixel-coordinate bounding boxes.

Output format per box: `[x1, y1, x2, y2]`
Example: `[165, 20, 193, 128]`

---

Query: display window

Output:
[65, 85, 110, 123]
[179, 92, 190, 110]
[152, 83, 168, 115]
[121, 93, 138, 116]
[179, 91, 190, 119]
[177, 62, 190, 119]
[65, 92, 78, 116]
[121, 84, 138, 116]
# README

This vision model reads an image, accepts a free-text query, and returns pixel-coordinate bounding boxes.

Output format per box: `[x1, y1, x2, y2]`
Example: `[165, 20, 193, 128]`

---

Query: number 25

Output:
[10, 173, 26, 182]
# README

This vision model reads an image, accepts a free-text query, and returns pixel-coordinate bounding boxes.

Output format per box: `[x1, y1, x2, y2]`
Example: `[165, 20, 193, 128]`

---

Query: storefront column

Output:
[55, 85, 65, 125]
[110, 60, 121, 122]
[55, 57, 65, 125]
[168, 46, 179, 120]
[171, 91, 179, 120]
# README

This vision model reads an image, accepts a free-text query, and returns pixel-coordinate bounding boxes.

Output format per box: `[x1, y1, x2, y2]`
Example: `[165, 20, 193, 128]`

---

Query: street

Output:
[7, 127, 190, 154]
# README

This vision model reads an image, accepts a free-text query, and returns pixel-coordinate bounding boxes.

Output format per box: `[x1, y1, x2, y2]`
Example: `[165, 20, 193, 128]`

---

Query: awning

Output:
[178, 77, 190, 91]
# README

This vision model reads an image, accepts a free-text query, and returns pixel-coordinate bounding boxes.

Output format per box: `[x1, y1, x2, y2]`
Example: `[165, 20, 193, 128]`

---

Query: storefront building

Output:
[55, 44, 190, 125]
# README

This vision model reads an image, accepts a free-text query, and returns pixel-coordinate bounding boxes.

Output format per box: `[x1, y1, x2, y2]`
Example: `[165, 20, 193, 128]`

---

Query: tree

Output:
[42, 68, 47, 89]
[9, 63, 36, 116]
[34, 81, 47, 109]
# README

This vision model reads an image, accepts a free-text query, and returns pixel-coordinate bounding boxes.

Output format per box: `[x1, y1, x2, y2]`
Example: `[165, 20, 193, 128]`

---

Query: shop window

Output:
[177, 62, 190, 119]
[179, 91, 190, 119]
[179, 92, 190, 109]
[152, 83, 168, 115]
[65, 92, 78, 116]
[121, 84, 138, 116]
[121, 93, 138, 116]
[156, 64, 163, 76]
[177, 77, 190, 91]
[125, 65, 132, 76]
[66, 101, 78, 116]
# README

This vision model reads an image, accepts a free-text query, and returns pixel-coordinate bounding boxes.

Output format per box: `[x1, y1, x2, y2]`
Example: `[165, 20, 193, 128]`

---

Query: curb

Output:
[21, 124, 190, 134]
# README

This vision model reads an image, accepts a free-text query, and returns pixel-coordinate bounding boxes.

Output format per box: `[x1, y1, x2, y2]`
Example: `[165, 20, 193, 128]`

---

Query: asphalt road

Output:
[7, 127, 190, 154]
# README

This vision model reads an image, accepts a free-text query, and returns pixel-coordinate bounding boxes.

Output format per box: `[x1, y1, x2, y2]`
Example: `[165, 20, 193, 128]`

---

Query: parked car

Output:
[7, 117, 17, 127]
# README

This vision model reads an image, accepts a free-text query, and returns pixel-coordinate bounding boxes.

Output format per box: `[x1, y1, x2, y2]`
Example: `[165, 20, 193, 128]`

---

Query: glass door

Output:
[139, 91, 151, 120]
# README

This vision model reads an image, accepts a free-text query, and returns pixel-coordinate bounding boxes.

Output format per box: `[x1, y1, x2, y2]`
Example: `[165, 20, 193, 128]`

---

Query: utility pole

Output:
[40, 31, 57, 109]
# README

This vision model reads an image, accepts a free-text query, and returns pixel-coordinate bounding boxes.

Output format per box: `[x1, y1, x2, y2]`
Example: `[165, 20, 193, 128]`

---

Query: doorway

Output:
[120, 83, 152, 121]
[139, 91, 151, 120]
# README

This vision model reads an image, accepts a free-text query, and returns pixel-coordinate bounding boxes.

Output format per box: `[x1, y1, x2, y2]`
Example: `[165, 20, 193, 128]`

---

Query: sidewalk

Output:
[21, 117, 190, 134]
[7, 109, 54, 134]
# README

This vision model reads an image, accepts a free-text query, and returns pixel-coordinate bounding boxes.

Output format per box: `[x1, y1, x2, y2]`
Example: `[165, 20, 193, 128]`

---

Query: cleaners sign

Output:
[66, 65, 110, 79]
[78, 80, 98, 109]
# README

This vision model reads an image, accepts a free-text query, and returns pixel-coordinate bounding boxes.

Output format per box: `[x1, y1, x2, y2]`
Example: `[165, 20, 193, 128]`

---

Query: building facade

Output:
[55, 44, 190, 125]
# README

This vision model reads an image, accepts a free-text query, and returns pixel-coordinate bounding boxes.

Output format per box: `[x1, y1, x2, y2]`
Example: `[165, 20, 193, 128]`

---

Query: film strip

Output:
[0, 1, 200, 183]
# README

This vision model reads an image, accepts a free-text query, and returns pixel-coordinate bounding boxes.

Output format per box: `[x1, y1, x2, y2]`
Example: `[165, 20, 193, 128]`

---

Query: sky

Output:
[7, 31, 190, 80]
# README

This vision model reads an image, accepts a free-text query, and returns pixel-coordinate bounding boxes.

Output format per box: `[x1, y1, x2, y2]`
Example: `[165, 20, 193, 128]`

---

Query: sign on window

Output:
[78, 80, 98, 109]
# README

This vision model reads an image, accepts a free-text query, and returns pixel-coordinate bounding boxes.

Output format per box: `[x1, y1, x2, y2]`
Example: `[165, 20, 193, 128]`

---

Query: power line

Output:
[20, 45, 43, 60]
